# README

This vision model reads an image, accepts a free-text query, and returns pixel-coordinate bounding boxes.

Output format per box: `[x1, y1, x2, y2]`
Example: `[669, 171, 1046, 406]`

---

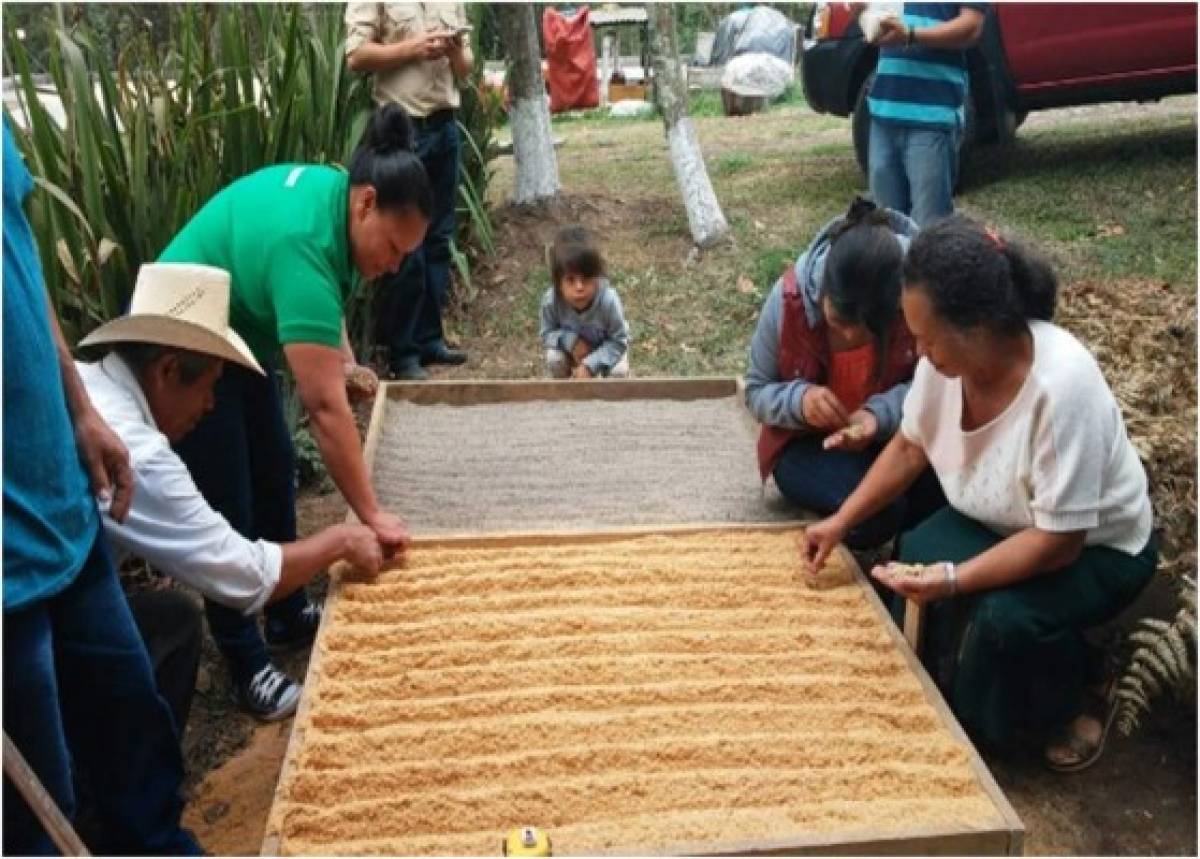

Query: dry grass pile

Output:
[1057, 279, 1196, 579]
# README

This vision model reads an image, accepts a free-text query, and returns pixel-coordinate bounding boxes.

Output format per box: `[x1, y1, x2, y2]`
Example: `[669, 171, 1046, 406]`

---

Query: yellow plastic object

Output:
[502, 826, 551, 856]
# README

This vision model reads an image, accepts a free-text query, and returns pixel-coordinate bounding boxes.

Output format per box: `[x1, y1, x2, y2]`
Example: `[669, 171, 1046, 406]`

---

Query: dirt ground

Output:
[176, 97, 1197, 855]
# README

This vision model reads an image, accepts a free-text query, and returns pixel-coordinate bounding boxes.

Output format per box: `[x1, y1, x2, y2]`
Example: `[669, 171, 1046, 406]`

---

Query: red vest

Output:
[756, 265, 917, 480]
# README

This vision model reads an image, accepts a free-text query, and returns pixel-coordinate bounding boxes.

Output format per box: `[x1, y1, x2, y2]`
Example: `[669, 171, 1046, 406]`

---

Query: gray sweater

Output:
[744, 209, 919, 438]
[539, 278, 630, 375]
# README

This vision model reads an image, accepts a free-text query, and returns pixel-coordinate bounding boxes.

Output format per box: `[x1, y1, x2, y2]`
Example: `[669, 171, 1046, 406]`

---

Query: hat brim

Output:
[79, 315, 265, 376]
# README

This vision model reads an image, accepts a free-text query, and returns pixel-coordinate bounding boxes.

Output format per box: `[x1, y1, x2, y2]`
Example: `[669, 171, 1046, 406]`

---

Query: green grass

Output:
[713, 152, 755, 176]
[961, 114, 1197, 288]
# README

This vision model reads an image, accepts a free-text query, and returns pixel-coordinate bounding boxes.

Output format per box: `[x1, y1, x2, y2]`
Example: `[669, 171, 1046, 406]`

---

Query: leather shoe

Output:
[389, 361, 429, 381]
[420, 344, 468, 366]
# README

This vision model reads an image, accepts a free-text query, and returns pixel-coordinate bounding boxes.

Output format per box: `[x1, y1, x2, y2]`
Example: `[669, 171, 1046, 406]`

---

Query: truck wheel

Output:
[851, 71, 978, 193]
[851, 72, 874, 177]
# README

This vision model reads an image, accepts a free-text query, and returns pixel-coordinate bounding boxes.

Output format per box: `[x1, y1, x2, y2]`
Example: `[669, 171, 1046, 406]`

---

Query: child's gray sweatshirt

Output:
[539, 278, 630, 375]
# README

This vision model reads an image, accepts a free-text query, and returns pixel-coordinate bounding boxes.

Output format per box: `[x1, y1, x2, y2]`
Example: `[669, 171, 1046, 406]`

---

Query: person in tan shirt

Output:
[345, 3, 474, 380]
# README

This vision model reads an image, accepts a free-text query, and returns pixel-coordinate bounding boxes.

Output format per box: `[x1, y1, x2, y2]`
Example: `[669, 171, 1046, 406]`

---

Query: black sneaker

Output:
[265, 600, 323, 653]
[236, 663, 301, 721]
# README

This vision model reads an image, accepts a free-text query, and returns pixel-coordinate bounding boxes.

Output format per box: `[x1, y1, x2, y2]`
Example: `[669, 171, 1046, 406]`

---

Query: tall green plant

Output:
[3, 5, 375, 345]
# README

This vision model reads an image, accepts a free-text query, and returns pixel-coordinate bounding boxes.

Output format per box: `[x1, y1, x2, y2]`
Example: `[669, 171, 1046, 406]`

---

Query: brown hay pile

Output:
[1057, 279, 1196, 578]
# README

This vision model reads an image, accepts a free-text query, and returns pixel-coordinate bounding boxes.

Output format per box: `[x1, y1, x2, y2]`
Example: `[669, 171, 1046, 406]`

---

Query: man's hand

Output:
[364, 510, 411, 558]
[408, 31, 451, 61]
[75, 408, 133, 523]
[570, 339, 592, 364]
[344, 363, 380, 404]
[801, 385, 851, 431]
[572, 363, 594, 380]
[876, 16, 910, 47]
[338, 524, 386, 575]
[823, 409, 879, 452]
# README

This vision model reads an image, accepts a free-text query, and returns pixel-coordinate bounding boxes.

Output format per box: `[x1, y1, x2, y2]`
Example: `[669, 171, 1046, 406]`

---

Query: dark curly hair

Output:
[902, 215, 1057, 334]
[822, 196, 904, 381]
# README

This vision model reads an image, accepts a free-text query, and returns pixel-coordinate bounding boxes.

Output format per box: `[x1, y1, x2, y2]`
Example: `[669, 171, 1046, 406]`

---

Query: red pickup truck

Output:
[801, 3, 1197, 178]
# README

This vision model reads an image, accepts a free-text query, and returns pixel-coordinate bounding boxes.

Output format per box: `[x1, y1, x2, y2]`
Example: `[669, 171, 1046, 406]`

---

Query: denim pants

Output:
[377, 113, 461, 370]
[173, 361, 306, 685]
[896, 506, 1157, 750]
[868, 118, 961, 228]
[2, 533, 199, 856]
[772, 433, 946, 549]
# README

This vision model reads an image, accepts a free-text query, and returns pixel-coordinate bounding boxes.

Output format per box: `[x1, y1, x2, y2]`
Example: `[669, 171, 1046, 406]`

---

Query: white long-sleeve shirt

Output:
[900, 321, 1153, 555]
[77, 354, 282, 614]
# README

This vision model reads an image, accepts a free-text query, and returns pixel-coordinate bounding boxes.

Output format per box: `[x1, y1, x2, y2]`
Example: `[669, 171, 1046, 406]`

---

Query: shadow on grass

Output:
[963, 119, 1196, 193]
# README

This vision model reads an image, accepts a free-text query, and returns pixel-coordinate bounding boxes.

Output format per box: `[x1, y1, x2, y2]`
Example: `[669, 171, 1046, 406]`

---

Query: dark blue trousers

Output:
[173, 362, 306, 685]
[772, 433, 946, 549]
[378, 113, 461, 371]
[2, 533, 199, 856]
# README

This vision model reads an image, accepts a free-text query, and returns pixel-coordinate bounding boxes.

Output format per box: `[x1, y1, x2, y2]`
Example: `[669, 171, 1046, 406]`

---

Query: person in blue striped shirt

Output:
[853, 3, 986, 226]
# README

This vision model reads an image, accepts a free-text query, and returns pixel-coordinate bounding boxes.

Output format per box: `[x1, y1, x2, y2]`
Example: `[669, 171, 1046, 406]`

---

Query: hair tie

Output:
[985, 225, 1007, 253]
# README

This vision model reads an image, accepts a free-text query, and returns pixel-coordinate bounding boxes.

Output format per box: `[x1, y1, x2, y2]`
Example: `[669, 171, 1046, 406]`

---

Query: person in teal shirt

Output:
[157, 104, 431, 719]
[3, 118, 200, 855]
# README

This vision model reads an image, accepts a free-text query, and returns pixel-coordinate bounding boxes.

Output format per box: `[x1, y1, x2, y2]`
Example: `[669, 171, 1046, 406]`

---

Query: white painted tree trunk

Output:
[496, 3, 560, 205]
[648, 6, 729, 247]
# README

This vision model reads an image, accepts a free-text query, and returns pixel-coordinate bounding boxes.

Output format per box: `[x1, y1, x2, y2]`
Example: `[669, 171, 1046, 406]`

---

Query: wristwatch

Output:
[906, 25, 918, 47]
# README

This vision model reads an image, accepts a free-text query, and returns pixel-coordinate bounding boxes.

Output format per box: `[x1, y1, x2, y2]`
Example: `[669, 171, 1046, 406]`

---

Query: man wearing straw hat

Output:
[76, 263, 388, 723]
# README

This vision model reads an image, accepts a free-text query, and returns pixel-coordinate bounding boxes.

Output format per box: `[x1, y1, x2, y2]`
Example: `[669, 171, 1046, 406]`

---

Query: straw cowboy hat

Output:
[80, 263, 263, 375]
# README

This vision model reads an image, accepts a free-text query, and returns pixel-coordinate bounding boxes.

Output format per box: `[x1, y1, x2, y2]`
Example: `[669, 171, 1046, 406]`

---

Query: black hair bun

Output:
[363, 104, 416, 155]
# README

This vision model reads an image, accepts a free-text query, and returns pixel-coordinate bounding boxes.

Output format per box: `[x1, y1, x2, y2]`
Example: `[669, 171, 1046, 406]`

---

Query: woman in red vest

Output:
[744, 197, 943, 548]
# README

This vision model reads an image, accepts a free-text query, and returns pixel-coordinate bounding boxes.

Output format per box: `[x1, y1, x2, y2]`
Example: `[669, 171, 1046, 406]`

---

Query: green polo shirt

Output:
[159, 164, 356, 365]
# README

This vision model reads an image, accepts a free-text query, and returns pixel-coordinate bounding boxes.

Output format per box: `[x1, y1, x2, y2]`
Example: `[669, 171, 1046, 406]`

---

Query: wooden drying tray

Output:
[262, 521, 1023, 857]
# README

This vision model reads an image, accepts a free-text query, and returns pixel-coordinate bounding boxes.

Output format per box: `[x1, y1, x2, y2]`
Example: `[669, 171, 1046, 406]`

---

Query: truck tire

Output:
[851, 71, 977, 192]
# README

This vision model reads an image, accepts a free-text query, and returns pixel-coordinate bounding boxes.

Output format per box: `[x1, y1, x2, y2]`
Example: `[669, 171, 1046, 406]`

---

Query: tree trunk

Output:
[496, 3, 560, 205]
[647, 5, 729, 248]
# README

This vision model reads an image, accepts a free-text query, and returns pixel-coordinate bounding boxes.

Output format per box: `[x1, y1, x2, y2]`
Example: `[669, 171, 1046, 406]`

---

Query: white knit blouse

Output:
[901, 321, 1153, 555]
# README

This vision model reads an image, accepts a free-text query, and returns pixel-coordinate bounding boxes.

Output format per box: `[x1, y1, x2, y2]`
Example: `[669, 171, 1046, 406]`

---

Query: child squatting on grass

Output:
[539, 226, 630, 379]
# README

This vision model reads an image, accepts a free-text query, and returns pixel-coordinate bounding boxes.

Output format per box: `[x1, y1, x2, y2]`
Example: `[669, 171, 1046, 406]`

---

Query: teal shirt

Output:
[159, 165, 356, 365]
[3, 119, 99, 611]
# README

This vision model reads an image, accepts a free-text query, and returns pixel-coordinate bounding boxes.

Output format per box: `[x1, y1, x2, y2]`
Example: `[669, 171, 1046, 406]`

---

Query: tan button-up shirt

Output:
[344, 2, 470, 117]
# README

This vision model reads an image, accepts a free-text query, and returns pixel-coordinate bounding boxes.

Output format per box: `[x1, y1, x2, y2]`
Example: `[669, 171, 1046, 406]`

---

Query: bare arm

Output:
[47, 294, 133, 521]
[873, 527, 1087, 604]
[801, 431, 929, 568]
[284, 342, 408, 551]
[347, 32, 450, 73]
[272, 524, 383, 603]
[879, 8, 986, 50]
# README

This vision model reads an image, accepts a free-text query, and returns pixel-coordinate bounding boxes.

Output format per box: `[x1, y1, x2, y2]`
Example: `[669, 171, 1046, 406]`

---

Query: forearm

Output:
[957, 527, 1086, 594]
[835, 433, 928, 527]
[47, 294, 96, 423]
[272, 525, 354, 603]
[911, 13, 985, 50]
[308, 399, 381, 523]
[449, 45, 473, 79]
[347, 40, 420, 73]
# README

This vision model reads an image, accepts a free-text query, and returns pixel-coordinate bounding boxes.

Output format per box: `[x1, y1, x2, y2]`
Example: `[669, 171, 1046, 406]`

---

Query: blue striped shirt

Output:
[868, 3, 988, 129]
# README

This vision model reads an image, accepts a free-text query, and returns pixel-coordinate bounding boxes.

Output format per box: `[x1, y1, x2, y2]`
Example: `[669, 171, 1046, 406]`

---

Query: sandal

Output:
[1043, 681, 1118, 773]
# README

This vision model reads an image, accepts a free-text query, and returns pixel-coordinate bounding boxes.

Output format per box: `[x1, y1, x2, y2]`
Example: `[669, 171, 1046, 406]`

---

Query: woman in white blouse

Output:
[803, 215, 1155, 771]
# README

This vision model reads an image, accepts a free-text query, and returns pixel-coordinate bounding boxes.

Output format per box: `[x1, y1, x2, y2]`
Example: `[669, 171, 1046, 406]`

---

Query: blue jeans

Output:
[378, 112, 461, 370]
[173, 362, 307, 685]
[2, 533, 199, 856]
[868, 118, 961, 228]
[772, 433, 945, 549]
